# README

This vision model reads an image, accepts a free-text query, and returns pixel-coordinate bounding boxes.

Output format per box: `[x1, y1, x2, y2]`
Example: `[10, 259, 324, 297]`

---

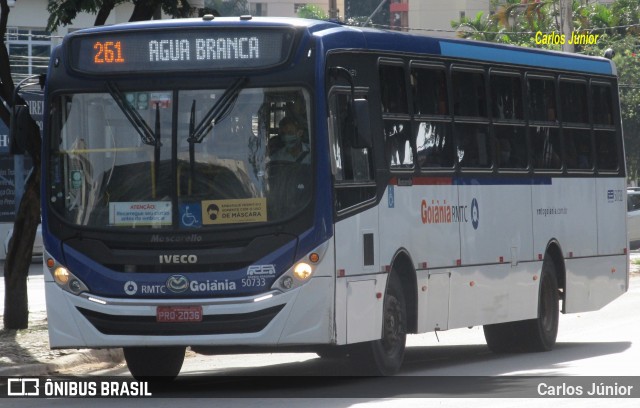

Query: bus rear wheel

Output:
[483, 255, 559, 353]
[123, 346, 186, 381]
[352, 272, 406, 375]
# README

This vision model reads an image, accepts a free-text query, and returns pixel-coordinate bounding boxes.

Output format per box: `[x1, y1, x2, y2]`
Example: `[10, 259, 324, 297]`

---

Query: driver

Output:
[270, 116, 310, 163]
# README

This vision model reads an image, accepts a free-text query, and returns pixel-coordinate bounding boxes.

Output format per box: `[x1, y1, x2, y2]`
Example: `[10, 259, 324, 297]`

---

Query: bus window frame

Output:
[488, 68, 529, 173]
[328, 86, 378, 219]
[525, 73, 562, 173]
[558, 76, 594, 174]
[409, 61, 456, 174]
[450, 64, 492, 173]
[378, 58, 415, 173]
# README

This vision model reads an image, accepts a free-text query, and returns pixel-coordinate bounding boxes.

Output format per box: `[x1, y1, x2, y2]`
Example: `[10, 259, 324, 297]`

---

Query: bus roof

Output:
[70, 17, 616, 76]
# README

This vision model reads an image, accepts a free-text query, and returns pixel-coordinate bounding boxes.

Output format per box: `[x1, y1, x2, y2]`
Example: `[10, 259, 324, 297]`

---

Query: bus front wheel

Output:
[352, 272, 407, 375]
[123, 346, 186, 380]
[483, 255, 559, 353]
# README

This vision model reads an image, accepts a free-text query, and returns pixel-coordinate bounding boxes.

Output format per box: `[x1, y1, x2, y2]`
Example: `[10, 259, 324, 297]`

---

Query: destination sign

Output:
[68, 28, 294, 74]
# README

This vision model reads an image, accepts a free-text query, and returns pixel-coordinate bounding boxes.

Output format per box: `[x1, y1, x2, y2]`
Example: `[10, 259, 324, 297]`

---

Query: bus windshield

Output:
[48, 87, 312, 229]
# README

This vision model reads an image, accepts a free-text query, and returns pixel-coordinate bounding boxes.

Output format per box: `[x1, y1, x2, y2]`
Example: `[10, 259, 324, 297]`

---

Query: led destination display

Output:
[68, 28, 295, 73]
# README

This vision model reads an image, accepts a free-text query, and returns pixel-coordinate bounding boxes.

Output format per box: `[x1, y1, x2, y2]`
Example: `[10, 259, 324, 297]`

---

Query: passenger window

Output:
[564, 129, 593, 170]
[380, 63, 413, 170]
[595, 130, 618, 171]
[380, 64, 408, 114]
[560, 80, 588, 124]
[385, 120, 413, 168]
[457, 123, 491, 168]
[452, 70, 487, 118]
[415, 121, 454, 168]
[592, 83, 614, 126]
[490, 73, 523, 120]
[528, 77, 556, 122]
[495, 125, 527, 169]
[411, 67, 448, 115]
[532, 126, 561, 170]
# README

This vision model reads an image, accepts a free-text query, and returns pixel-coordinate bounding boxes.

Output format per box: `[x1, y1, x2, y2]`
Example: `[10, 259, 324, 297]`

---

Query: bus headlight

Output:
[293, 262, 313, 280]
[272, 241, 329, 293]
[47, 256, 89, 295]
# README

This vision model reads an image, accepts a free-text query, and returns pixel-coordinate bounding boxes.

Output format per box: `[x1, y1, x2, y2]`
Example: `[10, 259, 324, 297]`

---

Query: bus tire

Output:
[521, 257, 559, 351]
[483, 255, 559, 353]
[123, 346, 186, 380]
[352, 272, 406, 375]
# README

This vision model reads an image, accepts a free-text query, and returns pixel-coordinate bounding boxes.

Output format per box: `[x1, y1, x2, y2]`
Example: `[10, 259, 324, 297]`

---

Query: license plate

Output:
[156, 306, 203, 323]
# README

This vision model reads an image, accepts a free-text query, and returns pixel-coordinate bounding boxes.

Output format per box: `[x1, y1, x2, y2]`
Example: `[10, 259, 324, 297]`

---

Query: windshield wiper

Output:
[186, 77, 248, 196]
[188, 77, 248, 144]
[107, 82, 162, 197]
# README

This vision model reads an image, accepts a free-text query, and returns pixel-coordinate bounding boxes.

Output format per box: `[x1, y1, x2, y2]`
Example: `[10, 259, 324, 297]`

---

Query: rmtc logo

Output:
[159, 255, 198, 264]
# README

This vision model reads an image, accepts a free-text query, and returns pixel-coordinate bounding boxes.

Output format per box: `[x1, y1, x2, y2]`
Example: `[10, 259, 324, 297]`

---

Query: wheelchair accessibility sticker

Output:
[180, 203, 202, 228]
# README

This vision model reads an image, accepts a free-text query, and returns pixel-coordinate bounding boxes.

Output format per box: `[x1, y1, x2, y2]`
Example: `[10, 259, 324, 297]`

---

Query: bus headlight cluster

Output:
[272, 242, 328, 293]
[47, 255, 89, 295]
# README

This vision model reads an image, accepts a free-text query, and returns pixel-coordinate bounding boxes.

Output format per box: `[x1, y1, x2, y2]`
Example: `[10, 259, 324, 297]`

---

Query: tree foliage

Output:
[47, 0, 197, 31]
[297, 5, 328, 20]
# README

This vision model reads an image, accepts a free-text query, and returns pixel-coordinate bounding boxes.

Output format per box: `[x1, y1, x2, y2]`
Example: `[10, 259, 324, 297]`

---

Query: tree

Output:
[0, 0, 200, 330]
[451, 11, 500, 42]
[297, 4, 329, 20]
[46, 0, 196, 32]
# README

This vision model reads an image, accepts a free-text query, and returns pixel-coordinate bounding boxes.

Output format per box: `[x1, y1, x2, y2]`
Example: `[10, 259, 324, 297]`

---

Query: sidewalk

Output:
[0, 309, 123, 376]
[1, 255, 639, 377]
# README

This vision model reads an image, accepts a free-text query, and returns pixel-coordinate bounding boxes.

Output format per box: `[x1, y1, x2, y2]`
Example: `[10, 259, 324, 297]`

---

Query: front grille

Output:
[77, 305, 285, 336]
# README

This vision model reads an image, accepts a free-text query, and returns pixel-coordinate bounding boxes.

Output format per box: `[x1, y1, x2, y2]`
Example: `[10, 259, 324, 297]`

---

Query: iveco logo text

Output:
[159, 255, 198, 264]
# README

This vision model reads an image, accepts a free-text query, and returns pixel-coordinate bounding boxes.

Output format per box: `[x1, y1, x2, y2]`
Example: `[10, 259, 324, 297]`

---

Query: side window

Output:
[532, 127, 561, 170]
[411, 66, 448, 115]
[491, 73, 523, 120]
[560, 79, 591, 171]
[411, 65, 453, 169]
[592, 83, 614, 126]
[452, 69, 486, 118]
[380, 63, 413, 169]
[329, 91, 376, 213]
[415, 122, 454, 168]
[528, 77, 557, 122]
[452, 68, 490, 169]
[490, 72, 526, 170]
[528, 76, 560, 170]
[560, 80, 588, 124]
[596, 130, 619, 171]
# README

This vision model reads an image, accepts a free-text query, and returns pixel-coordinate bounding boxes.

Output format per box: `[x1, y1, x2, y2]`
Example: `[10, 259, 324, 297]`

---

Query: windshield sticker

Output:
[180, 203, 202, 228]
[202, 198, 267, 225]
[150, 92, 171, 109]
[125, 92, 149, 110]
[109, 201, 172, 226]
[70, 170, 83, 190]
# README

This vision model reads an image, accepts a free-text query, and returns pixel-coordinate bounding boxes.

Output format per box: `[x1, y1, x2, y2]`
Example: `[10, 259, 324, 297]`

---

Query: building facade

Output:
[409, 0, 491, 38]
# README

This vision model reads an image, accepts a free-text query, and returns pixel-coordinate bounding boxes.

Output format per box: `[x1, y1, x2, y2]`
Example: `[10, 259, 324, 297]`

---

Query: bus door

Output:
[328, 90, 383, 345]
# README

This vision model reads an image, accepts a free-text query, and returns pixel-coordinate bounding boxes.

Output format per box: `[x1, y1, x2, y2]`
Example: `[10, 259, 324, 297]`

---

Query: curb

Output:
[0, 348, 124, 376]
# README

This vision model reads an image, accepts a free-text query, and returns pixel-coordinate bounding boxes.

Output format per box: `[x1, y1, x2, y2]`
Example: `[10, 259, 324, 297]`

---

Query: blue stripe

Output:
[440, 41, 612, 75]
[454, 176, 552, 186]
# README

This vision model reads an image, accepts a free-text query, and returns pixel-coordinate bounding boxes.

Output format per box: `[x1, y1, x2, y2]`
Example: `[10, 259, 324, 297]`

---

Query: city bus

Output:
[37, 16, 629, 378]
